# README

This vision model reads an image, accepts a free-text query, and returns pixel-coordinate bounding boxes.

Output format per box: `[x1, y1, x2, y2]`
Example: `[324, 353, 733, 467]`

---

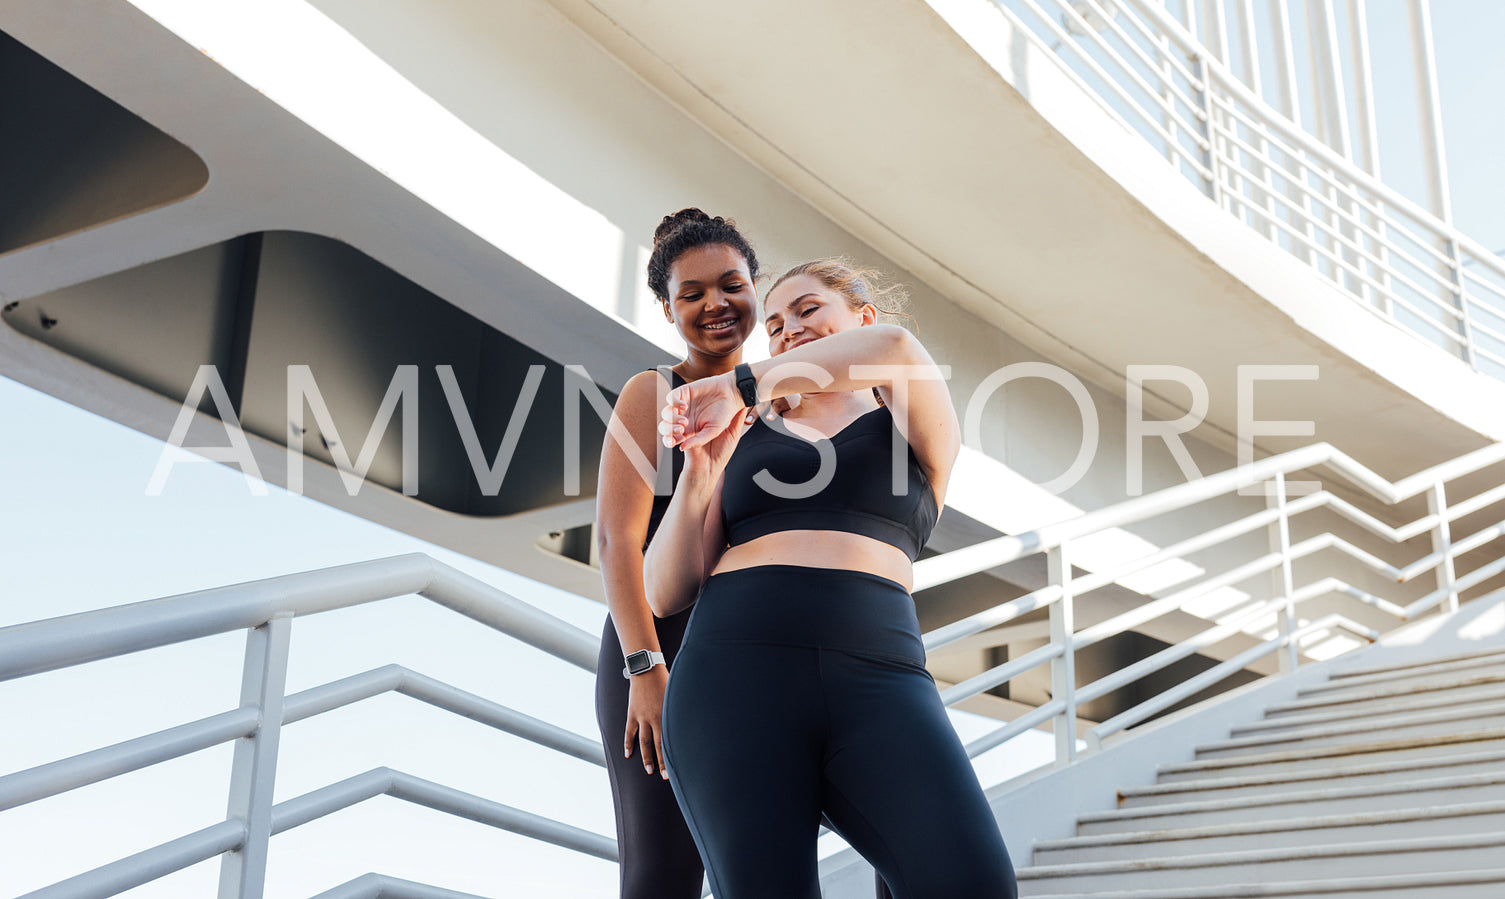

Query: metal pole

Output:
[1345, 0, 1380, 175]
[1270, 0, 1313, 264]
[1048, 544, 1078, 765]
[1405, 0, 1453, 223]
[1266, 473, 1299, 673]
[1427, 482, 1459, 613]
[1344, 0, 1392, 315]
[1308, 0, 1352, 157]
[1269, 0, 1301, 121]
[1451, 238, 1477, 369]
[1234, 0, 1277, 241]
[1202, 0, 1228, 62]
[1196, 54, 1222, 205]
[1403, 0, 1469, 362]
[1155, 0, 1183, 176]
[218, 614, 293, 899]
[1305, 0, 1355, 290]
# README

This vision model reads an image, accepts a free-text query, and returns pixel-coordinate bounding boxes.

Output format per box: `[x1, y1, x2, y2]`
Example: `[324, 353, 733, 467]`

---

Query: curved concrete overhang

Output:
[545, 0, 1505, 483]
[3, 0, 1488, 723]
[3, 0, 1497, 628]
[0, 0, 676, 599]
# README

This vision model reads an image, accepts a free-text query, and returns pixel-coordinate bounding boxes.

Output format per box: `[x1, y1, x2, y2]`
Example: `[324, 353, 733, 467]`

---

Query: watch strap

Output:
[734, 363, 758, 408]
[621, 650, 667, 678]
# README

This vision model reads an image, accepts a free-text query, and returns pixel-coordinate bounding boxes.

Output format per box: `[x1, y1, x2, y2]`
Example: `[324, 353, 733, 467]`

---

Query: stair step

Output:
[1241, 684, 1505, 734]
[1018, 830, 1505, 893]
[1193, 704, 1505, 759]
[1079, 782, 1505, 835]
[1156, 729, 1505, 783]
[1123, 746, 1505, 807]
[1292, 666, 1505, 704]
[1329, 645, 1505, 683]
[1039, 801, 1505, 862]
[1017, 865, 1505, 898]
[1266, 674, 1505, 717]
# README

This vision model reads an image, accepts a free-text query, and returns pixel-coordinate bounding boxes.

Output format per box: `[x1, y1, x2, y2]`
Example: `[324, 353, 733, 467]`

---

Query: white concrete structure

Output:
[1, 0, 1503, 895]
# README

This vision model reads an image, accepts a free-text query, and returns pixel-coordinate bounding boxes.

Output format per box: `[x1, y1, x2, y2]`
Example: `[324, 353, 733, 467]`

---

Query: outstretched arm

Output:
[666, 324, 961, 507]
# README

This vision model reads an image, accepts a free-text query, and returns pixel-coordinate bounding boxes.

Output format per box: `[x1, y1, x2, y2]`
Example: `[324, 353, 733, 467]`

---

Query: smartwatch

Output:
[622, 649, 666, 679]
[734, 362, 759, 408]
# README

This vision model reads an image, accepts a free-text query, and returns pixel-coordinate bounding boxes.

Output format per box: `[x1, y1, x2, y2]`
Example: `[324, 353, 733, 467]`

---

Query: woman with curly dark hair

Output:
[593, 208, 759, 899]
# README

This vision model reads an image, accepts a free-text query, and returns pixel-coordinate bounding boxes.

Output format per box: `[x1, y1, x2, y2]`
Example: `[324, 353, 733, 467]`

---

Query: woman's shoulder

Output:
[613, 368, 675, 431]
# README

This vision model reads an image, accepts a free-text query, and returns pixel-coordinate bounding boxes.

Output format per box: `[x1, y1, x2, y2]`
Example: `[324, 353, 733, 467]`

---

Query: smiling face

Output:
[763, 273, 877, 356]
[664, 243, 757, 356]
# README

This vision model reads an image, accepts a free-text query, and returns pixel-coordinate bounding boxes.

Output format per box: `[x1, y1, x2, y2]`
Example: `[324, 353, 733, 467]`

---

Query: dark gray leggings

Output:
[662, 566, 1017, 899]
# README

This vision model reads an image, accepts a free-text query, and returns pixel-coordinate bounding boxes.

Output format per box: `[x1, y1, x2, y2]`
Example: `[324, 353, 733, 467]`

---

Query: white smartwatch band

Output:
[622, 650, 666, 679]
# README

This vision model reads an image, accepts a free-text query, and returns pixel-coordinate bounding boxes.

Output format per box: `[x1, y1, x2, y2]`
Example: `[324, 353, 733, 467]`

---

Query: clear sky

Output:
[1, 1, 1501, 897]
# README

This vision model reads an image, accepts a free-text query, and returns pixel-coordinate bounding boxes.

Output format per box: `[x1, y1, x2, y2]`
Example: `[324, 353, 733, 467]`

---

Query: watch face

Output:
[625, 650, 652, 675]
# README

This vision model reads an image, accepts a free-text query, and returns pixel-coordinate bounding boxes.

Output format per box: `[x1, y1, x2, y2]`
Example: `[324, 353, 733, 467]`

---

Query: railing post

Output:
[1232, 0, 1277, 241]
[1194, 54, 1222, 207]
[218, 614, 293, 899]
[1154, 21, 1182, 176]
[1427, 482, 1459, 613]
[1268, 0, 1315, 265]
[1048, 543, 1078, 765]
[1265, 472, 1299, 672]
[1448, 238, 1477, 370]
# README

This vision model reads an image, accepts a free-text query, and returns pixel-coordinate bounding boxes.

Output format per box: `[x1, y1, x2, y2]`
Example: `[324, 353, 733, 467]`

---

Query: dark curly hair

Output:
[646, 208, 759, 303]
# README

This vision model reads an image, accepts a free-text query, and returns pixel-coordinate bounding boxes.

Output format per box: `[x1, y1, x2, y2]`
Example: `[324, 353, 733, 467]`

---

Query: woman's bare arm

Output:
[644, 409, 751, 616]
[595, 370, 673, 774]
[669, 325, 961, 506]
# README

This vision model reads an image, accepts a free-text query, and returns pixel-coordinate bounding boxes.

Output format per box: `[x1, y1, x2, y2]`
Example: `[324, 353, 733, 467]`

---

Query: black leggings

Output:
[595, 608, 704, 899]
[596, 607, 894, 899]
[662, 566, 1017, 899]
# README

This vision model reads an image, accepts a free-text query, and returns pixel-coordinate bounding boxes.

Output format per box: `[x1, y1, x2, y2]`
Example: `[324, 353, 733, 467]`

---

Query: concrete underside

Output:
[542, 0, 1505, 476]
[1, 0, 1501, 711]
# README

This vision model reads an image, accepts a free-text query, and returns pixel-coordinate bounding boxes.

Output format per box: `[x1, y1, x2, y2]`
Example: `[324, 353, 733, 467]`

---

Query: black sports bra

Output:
[643, 368, 687, 550]
[719, 404, 938, 561]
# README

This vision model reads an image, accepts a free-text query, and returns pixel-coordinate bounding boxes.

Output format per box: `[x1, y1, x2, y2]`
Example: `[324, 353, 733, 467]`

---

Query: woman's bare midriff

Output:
[710, 530, 914, 592]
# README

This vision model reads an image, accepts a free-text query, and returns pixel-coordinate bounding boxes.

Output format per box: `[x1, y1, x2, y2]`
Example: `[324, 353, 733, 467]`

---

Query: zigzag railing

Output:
[0, 554, 612, 899]
[969, 0, 1505, 379]
[916, 439, 1505, 764]
[6, 442, 1504, 895]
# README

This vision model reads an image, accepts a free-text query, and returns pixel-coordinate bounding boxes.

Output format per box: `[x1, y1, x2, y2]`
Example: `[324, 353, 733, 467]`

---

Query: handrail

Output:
[8, 443, 1503, 896]
[1, 555, 611, 899]
[916, 440, 1505, 592]
[1088, 613, 1381, 743]
[0, 553, 599, 682]
[917, 435, 1505, 768]
[22, 768, 617, 899]
[971, 0, 1505, 378]
[1115, 0, 1505, 273]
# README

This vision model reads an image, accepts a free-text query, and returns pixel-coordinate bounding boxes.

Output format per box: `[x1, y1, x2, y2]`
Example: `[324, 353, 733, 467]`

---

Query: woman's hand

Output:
[660, 375, 756, 478]
[623, 666, 671, 780]
[660, 374, 747, 451]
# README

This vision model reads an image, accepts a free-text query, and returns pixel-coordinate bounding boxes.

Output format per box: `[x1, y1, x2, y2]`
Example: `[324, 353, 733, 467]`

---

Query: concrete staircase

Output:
[1016, 646, 1505, 898]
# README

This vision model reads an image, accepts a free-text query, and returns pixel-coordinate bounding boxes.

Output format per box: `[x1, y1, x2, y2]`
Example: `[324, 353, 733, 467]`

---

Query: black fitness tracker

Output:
[622, 649, 666, 679]
[734, 362, 758, 408]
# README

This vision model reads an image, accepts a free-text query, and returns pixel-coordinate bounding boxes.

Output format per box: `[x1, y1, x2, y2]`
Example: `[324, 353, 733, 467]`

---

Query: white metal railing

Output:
[7, 453, 1505, 894]
[978, 0, 1505, 381]
[0, 554, 613, 899]
[916, 438, 1505, 766]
